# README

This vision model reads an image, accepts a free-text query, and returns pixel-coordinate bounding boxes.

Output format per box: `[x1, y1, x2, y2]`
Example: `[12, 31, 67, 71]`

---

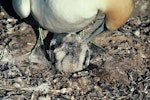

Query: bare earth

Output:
[0, 1, 150, 100]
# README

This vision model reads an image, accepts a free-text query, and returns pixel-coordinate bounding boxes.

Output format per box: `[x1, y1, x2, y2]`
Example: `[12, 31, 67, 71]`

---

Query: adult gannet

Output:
[12, 0, 134, 72]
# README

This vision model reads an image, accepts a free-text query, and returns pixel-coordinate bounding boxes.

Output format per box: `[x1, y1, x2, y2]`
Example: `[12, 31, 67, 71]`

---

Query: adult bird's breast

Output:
[31, 0, 98, 33]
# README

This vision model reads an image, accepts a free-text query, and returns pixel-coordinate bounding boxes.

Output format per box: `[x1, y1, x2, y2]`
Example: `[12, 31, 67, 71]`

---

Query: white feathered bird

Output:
[12, 0, 134, 72]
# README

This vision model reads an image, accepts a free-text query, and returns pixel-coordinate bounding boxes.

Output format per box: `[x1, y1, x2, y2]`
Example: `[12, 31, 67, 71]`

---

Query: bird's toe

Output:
[29, 45, 51, 67]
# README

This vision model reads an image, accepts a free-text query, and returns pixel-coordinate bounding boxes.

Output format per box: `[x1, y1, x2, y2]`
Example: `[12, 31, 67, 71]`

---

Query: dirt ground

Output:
[0, 0, 150, 100]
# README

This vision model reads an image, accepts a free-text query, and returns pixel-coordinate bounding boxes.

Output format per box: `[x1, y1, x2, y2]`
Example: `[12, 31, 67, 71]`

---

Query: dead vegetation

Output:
[0, 1, 150, 100]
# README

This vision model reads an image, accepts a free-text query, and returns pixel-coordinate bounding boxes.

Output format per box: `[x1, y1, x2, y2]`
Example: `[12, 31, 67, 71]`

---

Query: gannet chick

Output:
[51, 33, 90, 72]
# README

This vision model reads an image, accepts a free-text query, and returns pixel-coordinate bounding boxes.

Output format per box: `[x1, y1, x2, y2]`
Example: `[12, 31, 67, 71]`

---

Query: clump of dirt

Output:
[0, 3, 150, 100]
[133, 0, 150, 17]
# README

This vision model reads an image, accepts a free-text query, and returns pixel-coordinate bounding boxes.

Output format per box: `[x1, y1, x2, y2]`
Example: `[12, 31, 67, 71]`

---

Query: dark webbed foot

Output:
[29, 28, 51, 66]
[81, 13, 107, 44]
